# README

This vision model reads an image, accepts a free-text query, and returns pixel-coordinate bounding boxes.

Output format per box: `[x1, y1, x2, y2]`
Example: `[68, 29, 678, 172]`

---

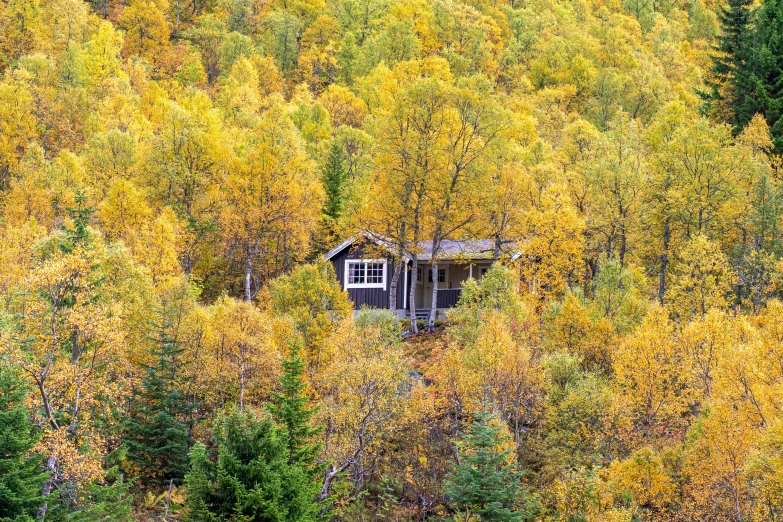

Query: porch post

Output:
[403, 260, 408, 311]
[469, 263, 473, 279]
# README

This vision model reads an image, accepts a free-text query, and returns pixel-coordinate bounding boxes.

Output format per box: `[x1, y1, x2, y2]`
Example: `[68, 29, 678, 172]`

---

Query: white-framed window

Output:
[428, 268, 446, 283]
[344, 259, 387, 289]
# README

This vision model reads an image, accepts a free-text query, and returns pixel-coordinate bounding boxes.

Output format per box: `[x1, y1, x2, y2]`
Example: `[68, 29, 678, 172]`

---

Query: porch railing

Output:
[436, 288, 462, 309]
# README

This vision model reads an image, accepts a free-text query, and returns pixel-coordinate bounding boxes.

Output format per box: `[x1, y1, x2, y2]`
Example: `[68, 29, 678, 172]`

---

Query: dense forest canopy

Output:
[5, 0, 783, 519]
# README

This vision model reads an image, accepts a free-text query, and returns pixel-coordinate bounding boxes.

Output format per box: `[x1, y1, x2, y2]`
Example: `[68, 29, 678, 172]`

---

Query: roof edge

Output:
[323, 236, 358, 260]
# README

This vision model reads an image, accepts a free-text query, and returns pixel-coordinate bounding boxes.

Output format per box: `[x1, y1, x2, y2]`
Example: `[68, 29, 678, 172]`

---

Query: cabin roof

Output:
[418, 239, 496, 261]
[323, 232, 400, 261]
[324, 233, 516, 262]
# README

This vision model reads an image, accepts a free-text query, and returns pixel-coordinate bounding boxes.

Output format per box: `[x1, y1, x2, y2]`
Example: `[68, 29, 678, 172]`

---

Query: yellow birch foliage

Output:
[668, 234, 734, 319]
[607, 447, 675, 512]
[197, 295, 281, 414]
[613, 305, 691, 446]
[1, 233, 146, 489]
[516, 183, 585, 300]
[316, 319, 410, 493]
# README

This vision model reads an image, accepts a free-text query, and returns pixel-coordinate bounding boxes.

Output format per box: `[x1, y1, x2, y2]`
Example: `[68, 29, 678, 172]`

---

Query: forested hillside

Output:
[4, 0, 783, 519]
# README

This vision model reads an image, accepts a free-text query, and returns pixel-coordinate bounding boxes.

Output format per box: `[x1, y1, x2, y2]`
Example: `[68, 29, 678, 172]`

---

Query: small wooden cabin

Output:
[324, 233, 502, 317]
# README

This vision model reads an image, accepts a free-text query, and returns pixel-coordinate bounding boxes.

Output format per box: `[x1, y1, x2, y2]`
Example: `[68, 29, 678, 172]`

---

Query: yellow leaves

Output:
[220, 101, 322, 295]
[517, 184, 585, 300]
[318, 84, 368, 128]
[138, 208, 183, 286]
[267, 261, 352, 369]
[0, 69, 37, 178]
[684, 405, 756, 519]
[0, 233, 152, 489]
[745, 421, 783, 521]
[193, 296, 282, 411]
[0, 219, 46, 303]
[35, 429, 104, 488]
[83, 22, 125, 88]
[297, 14, 341, 93]
[430, 0, 504, 77]
[608, 447, 674, 511]
[316, 318, 410, 469]
[738, 114, 774, 157]
[434, 306, 541, 440]
[118, 0, 171, 62]
[544, 292, 615, 371]
[679, 308, 733, 399]
[217, 57, 263, 124]
[668, 234, 733, 318]
[97, 179, 153, 243]
[613, 305, 690, 444]
[0, 0, 40, 69]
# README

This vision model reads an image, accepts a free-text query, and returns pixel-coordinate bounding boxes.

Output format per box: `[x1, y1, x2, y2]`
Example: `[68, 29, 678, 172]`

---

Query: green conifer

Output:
[185, 407, 319, 522]
[268, 338, 324, 479]
[125, 310, 195, 486]
[0, 366, 45, 522]
[444, 406, 533, 522]
[705, 0, 754, 125]
[741, 0, 783, 150]
[62, 190, 94, 251]
[322, 140, 347, 223]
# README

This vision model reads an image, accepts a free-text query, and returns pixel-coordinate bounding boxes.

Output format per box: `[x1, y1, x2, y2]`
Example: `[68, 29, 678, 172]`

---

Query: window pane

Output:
[348, 263, 364, 284]
[429, 268, 446, 283]
[366, 263, 384, 284]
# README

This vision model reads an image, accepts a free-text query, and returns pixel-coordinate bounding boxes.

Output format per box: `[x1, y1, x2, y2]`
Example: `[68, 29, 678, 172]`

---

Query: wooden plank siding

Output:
[329, 244, 409, 310]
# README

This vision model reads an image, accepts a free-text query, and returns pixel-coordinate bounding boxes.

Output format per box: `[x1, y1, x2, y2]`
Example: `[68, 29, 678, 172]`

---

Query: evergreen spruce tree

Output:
[45, 463, 133, 522]
[125, 310, 195, 486]
[185, 407, 319, 522]
[267, 337, 324, 480]
[705, 0, 754, 126]
[740, 0, 783, 151]
[708, 0, 783, 150]
[444, 406, 532, 522]
[62, 190, 94, 251]
[0, 367, 45, 522]
[321, 140, 347, 224]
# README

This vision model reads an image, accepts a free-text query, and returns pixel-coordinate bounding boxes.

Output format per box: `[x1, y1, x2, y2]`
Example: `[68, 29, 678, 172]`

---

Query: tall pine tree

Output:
[0, 366, 45, 522]
[321, 140, 347, 225]
[708, 0, 783, 150]
[267, 337, 324, 480]
[125, 309, 195, 486]
[705, 0, 754, 127]
[444, 406, 534, 522]
[742, 0, 783, 150]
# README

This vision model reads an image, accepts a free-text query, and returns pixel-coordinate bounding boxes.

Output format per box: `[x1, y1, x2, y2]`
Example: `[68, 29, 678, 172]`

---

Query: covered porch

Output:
[403, 260, 492, 316]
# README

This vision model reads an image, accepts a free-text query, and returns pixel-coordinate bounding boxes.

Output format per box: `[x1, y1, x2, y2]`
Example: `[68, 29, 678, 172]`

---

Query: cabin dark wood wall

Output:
[329, 244, 409, 310]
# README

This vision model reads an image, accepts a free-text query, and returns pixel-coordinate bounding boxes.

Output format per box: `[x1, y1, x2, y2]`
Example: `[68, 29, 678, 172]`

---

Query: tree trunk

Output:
[428, 261, 439, 332]
[319, 461, 351, 502]
[239, 356, 245, 412]
[389, 261, 401, 311]
[619, 222, 627, 268]
[165, 479, 173, 520]
[37, 455, 57, 519]
[409, 258, 419, 334]
[245, 255, 253, 302]
[658, 218, 671, 305]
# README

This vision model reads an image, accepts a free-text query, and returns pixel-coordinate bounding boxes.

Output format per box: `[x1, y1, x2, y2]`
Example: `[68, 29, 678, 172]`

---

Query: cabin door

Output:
[419, 264, 447, 309]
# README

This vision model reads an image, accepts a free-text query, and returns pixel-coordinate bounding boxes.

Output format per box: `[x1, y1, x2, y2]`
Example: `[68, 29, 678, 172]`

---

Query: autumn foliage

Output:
[5, 0, 783, 520]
